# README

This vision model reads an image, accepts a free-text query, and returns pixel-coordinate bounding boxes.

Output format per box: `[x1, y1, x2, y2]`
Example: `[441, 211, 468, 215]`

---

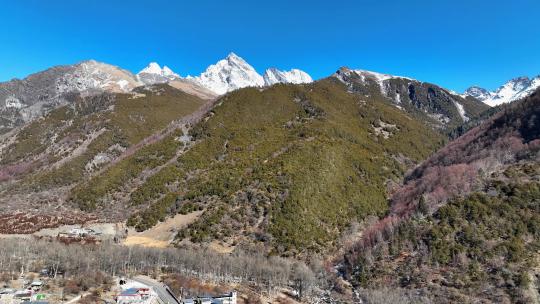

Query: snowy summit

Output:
[189, 53, 265, 95]
[189, 53, 313, 95]
[263, 68, 313, 86]
[137, 62, 180, 84]
[464, 76, 540, 107]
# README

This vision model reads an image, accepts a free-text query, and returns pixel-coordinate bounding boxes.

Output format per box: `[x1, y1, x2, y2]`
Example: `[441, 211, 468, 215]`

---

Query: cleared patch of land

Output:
[208, 241, 235, 254]
[123, 211, 203, 248]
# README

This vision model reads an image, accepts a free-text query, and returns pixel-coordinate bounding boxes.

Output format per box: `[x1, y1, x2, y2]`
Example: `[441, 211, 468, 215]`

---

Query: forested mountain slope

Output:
[0, 68, 495, 256]
[0, 84, 211, 232]
[343, 88, 540, 303]
[77, 78, 444, 255]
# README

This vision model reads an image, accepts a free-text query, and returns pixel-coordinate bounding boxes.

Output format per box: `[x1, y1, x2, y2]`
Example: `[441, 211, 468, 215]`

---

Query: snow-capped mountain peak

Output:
[464, 75, 540, 107]
[219, 52, 254, 71]
[57, 60, 142, 94]
[226, 52, 243, 62]
[0, 60, 144, 132]
[463, 86, 493, 101]
[263, 68, 313, 86]
[162, 66, 177, 77]
[350, 69, 412, 82]
[333, 67, 413, 98]
[137, 62, 180, 84]
[334, 67, 411, 84]
[190, 53, 265, 95]
[139, 62, 163, 75]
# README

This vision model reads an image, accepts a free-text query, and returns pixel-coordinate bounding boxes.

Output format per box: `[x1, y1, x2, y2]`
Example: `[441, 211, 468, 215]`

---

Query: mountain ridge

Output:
[0, 54, 315, 134]
[464, 75, 540, 106]
[333, 67, 489, 130]
[263, 67, 313, 86]
[0, 60, 142, 133]
[187, 52, 314, 95]
[137, 62, 181, 84]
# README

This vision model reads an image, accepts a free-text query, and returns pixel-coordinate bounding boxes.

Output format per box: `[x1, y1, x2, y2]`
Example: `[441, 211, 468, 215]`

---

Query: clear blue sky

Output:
[0, 0, 539, 92]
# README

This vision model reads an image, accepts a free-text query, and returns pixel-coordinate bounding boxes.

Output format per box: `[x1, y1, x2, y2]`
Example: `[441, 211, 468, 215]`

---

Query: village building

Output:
[29, 282, 43, 292]
[116, 287, 153, 304]
[68, 227, 100, 237]
[183, 291, 237, 304]
[13, 290, 33, 301]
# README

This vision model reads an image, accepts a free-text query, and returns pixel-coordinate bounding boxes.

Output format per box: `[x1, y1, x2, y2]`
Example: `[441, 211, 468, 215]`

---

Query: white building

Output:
[183, 291, 237, 304]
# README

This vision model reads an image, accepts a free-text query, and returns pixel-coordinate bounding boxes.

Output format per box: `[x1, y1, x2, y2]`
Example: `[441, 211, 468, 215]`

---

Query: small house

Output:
[14, 290, 33, 301]
[30, 281, 43, 291]
[116, 287, 151, 304]
[183, 291, 237, 304]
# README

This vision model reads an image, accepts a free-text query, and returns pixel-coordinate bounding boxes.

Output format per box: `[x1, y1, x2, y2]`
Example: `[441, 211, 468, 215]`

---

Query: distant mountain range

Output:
[1, 52, 539, 304]
[464, 75, 540, 107]
[136, 52, 313, 95]
[0, 53, 312, 133]
[170, 52, 313, 95]
[0, 60, 140, 133]
[3, 50, 537, 140]
[136, 62, 180, 84]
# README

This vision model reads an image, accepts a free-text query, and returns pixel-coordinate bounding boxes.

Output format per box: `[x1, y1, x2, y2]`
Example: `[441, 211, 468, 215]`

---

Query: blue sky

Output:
[0, 0, 539, 92]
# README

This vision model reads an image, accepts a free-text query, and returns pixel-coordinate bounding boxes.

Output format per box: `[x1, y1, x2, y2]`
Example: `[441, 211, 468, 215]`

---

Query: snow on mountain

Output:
[162, 66, 178, 78]
[355, 69, 412, 82]
[334, 67, 411, 96]
[137, 62, 180, 84]
[0, 60, 142, 132]
[463, 86, 493, 101]
[263, 68, 313, 86]
[464, 76, 540, 107]
[352, 69, 397, 82]
[56, 60, 142, 94]
[453, 99, 469, 122]
[189, 53, 265, 95]
[139, 62, 163, 74]
[4, 96, 24, 109]
[333, 67, 486, 127]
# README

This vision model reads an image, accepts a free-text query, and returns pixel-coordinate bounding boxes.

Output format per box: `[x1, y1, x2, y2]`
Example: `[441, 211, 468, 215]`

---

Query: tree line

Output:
[0, 238, 322, 300]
